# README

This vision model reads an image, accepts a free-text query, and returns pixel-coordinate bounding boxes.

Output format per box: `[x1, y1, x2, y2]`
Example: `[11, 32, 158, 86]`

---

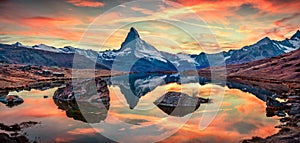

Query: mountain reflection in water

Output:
[0, 73, 282, 142]
[109, 73, 275, 110]
[53, 99, 109, 123]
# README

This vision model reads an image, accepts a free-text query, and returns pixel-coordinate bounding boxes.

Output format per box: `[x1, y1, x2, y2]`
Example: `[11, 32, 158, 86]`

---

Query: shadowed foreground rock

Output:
[53, 78, 110, 123]
[154, 91, 210, 117]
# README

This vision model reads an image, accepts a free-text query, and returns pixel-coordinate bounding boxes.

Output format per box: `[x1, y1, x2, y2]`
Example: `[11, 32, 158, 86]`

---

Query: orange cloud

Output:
[66, 0, 104, 8]
[274, 13, 300, 26]
[2, 16, 85, 42]
[67, 128, 102, 135]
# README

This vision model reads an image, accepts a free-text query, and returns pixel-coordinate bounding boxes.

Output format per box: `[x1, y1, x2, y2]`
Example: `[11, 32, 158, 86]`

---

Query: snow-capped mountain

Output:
[97, 28, 198, 71]
[97, 27, 178, 72]
[193, 30, 300, 67]
[1, 28, 299, 71]
[100, 28, 300, 70]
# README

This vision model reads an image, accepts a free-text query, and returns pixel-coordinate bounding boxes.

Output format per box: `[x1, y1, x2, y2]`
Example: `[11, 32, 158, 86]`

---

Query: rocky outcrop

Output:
[53, 78, 110, 123]
[243, 127, 300, 143]
[245, 89, 300, 142]
[53, 78, 110, 105]
[154, 91, 210, 117]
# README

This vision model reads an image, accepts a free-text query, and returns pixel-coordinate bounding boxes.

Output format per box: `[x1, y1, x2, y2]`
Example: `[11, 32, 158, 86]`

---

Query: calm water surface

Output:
[0, 75, 279, 143]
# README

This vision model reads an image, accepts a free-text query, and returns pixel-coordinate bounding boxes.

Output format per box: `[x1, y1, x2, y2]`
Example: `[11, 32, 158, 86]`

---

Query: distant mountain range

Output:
[0, 28, 299, 72]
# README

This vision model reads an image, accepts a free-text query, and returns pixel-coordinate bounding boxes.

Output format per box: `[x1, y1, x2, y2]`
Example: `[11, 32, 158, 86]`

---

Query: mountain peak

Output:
[129, 27, 139, 37]
[12, 42, 23, 47]
[121, 27, 140, 48]
[257, 37, 272, 45]
[291, 30, 300, 40]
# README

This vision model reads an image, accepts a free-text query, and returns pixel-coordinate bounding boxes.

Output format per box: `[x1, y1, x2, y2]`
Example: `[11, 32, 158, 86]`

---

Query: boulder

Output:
[53, 78, 110, 123]
[154, 91, 210, 117]
[0, 95, 24, 107]
[53, 78, 110, 106]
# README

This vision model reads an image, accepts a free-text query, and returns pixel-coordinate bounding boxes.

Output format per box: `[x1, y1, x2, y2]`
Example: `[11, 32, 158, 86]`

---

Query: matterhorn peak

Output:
[129, 27, 140, 38]
[121, 27, 141, 48]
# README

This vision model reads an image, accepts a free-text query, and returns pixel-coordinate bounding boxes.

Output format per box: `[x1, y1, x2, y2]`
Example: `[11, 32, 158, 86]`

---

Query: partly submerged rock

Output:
[53, 78, 110, 123]
[154, 91, 210, 117]
[53, 78, 110, 106]
[0, 95, 24, 108]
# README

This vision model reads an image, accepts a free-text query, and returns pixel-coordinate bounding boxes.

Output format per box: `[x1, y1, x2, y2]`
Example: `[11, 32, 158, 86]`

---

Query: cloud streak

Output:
[66, 0, 105, 8]
[274, 13, 300, 26]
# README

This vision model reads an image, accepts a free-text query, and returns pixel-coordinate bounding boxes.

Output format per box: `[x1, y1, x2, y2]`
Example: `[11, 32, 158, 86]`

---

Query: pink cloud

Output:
[66, 0, 104, 8]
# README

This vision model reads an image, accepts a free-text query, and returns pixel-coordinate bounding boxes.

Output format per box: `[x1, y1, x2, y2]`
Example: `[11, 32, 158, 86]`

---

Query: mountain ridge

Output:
[8, 28, 300, 54]
[1, 28, 299, 71]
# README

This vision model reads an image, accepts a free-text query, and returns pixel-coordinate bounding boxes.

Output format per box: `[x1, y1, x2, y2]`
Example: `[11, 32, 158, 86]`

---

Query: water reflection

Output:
[110, 73, 275, 110]
[0, 73, 284, 142]
[53, 99, 109, 123]
[0, 121, 39, 143]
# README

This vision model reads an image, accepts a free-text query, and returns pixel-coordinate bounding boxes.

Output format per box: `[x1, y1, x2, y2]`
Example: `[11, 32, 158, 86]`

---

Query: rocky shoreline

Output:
[0, 64, 125, 92]
[242, 89, 300, 142]
[193, 47, 300, 142]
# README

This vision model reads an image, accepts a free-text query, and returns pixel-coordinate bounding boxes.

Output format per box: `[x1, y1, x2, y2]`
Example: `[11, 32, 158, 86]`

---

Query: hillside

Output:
[198, 48, 300, 94]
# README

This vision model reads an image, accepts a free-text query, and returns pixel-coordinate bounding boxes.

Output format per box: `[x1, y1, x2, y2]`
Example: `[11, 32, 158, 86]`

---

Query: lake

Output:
[0, 74, 279, 143]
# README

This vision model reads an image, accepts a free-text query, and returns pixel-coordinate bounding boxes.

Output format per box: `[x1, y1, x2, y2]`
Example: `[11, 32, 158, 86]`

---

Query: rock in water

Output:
[53, 78, 110, 123]
[0, 95, 24, 108]
[154, 91, 209, 117]
[53, 78, 110, 106]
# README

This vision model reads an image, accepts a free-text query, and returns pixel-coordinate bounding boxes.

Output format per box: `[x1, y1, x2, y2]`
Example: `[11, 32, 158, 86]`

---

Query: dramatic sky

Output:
[0, 0, 299, 54]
